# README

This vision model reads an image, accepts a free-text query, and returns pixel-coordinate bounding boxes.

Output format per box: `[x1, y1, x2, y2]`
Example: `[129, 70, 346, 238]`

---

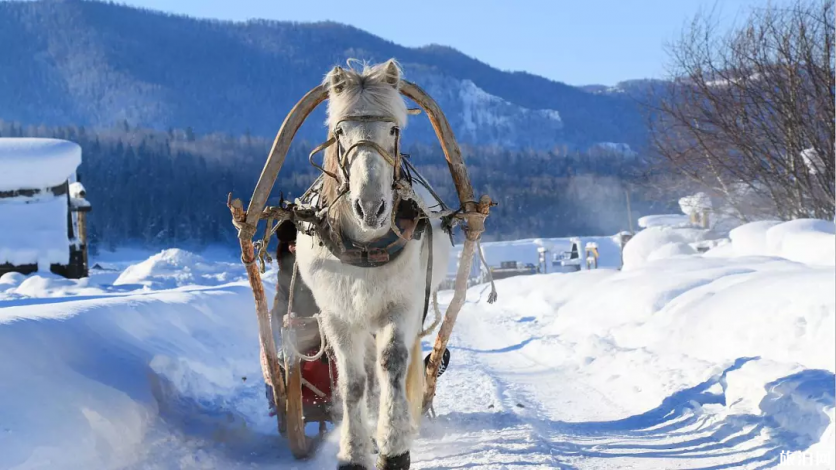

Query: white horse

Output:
[294, 60, 451, 470]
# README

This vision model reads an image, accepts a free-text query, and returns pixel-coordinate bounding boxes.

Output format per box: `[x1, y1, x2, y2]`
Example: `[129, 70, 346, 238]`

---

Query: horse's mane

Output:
[320, 60, 408, 206]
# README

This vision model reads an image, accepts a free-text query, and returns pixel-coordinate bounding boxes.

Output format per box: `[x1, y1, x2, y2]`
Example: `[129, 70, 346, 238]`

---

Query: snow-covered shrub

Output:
[678, 192, 712, 216]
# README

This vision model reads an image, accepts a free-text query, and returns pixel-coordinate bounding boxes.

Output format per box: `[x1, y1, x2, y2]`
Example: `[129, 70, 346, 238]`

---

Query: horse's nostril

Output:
[376, 200, 386, 218]
[354, 200, 364, 218]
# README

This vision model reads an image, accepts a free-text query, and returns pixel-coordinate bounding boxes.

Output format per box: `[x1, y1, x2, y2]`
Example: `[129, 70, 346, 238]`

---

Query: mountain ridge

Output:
[0, 0, 650, 150]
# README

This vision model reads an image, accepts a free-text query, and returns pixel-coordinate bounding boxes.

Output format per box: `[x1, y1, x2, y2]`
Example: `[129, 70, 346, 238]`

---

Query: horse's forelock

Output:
[321, 61, 408, 205]
[324, 62, 408, 129]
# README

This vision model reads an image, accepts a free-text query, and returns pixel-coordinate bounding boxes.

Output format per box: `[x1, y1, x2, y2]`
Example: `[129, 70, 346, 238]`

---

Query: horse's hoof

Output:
[377, 452, 410, 470]
[338, 465, 367, 470]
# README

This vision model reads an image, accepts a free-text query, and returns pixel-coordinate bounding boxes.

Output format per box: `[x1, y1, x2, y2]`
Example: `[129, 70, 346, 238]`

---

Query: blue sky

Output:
[118, 0, 787, 86]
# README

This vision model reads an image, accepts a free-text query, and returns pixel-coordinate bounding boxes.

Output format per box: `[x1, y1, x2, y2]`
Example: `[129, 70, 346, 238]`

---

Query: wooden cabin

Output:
[0, 138, 91, 279]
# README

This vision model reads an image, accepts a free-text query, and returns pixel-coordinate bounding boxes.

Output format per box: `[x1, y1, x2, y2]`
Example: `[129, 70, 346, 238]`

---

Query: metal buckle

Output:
[367, 248, 389, 264]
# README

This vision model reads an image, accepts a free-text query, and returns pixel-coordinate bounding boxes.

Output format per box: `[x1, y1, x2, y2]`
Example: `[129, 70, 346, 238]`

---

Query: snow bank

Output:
[645, 241, 697, 262]
[622, 226, 707, 270]
[708, 219, 835, 266]
[0, 285, 269, 470]
[766, 219, 835, 266]
[0, 195, 70, 266]
[114, 249, 240, 289]
[727, 220, 783, 256]
[0, 138, 81, 190]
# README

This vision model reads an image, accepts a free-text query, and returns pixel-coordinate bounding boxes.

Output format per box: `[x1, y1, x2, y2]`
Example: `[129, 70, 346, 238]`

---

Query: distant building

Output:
[0, 139, 91, 278]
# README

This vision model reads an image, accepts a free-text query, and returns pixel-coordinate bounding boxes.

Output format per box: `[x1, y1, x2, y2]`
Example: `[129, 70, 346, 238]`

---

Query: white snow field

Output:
[0, 220, 834, 469]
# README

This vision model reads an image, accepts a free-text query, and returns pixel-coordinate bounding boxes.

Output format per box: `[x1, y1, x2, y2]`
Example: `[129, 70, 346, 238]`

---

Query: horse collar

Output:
[324, 199, 426, 268]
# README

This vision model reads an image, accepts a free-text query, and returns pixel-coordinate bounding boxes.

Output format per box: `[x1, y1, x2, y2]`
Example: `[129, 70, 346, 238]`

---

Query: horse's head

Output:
[322, 60, 408, 236]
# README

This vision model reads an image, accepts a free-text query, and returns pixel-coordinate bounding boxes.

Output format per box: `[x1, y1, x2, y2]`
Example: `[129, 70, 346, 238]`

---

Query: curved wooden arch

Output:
[245, 81, 477, 224]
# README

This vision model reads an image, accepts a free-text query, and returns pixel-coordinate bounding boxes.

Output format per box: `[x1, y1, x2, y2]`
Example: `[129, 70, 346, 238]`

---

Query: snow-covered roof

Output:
[638, 214, 691, 229]
[0, 138, 82, 191]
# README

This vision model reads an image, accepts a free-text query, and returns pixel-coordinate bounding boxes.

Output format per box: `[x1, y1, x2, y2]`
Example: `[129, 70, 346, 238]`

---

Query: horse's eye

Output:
[390, 126, 398, 136]
[335, 127, 344, 137]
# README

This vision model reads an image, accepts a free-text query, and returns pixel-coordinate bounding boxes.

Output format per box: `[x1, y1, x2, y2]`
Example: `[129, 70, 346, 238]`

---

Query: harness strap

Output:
[339, 139, 401, 181]
[308, 137, 338, 181]
[421, 221, 433, 325]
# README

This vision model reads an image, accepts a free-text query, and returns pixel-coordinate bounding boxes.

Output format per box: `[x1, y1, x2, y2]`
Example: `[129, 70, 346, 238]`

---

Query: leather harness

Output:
[301, 113, 441, 269]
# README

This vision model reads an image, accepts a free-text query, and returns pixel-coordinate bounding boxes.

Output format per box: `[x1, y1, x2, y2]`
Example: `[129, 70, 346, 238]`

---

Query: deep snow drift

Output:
[0, 221, 834, 469]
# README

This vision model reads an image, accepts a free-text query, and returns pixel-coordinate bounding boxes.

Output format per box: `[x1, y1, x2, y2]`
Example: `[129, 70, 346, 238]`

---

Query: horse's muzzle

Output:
[354, 198, 388, 228]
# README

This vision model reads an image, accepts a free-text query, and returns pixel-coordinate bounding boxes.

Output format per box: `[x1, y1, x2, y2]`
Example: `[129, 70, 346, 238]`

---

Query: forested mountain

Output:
[0, 120, 665, 249]
[0, 1, 672, 246]
[0, 0, 648, 151]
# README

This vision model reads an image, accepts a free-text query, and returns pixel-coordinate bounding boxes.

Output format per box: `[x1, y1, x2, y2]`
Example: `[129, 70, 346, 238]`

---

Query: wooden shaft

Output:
[422, 201, 490, 412]
[284, 355, 309, 458]
[229, 197, 287, 433]
[422, 236, 476, 412]
[400, 81, 477, 209]
[246, 80, 479, 223]
[245, 85, 329, 225]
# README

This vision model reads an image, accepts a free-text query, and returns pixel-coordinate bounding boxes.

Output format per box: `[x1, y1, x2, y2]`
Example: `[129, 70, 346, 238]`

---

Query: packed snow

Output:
[0, 219, 833, 469]
[0, 195, 71, 267]
[622, 225, 710, 270]
[0, 138, 81, 191]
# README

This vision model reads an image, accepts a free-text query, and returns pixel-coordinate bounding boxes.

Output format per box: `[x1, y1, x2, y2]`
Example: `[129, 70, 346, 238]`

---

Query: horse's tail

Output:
[405, 334, 424, 427]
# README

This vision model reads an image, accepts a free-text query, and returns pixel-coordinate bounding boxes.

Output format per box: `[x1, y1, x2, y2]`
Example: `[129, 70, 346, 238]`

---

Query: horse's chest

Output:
[295, 235, 421, 321]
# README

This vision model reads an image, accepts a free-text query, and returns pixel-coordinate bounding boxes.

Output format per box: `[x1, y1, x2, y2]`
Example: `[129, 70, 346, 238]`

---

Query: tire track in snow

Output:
[411, 290, 796, 469]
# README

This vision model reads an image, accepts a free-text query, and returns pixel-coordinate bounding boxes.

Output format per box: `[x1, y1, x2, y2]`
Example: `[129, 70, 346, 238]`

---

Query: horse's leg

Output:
[364, 334, 380, 452]
[322, 316, 372, 469]
[375, 312, 418, 469]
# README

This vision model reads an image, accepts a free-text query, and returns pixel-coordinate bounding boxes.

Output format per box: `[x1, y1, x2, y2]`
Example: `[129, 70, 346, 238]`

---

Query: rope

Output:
[389, 193, 408, 240]
[231, 216, 258, 241]
[281, 261, 327, 362]
[253, 217, 277, 273]
[477, 238, 498, 304]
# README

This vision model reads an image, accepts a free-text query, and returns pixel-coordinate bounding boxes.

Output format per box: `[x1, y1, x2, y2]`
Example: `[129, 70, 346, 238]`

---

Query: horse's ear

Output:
[328, 66, 347, 95]
[383, 59, 400, 88]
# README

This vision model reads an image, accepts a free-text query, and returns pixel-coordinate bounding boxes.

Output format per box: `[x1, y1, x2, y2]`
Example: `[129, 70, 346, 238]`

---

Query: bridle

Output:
[308, 114, 403, 194]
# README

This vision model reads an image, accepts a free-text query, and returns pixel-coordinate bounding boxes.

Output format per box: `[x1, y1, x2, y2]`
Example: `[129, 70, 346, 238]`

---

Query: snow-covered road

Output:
[1, 221, 834, 470]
